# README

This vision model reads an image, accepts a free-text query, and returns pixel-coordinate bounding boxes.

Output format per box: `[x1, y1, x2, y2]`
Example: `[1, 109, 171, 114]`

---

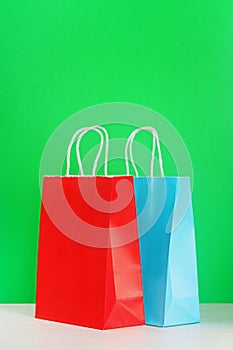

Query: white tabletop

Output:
[0, 304, 232, 350]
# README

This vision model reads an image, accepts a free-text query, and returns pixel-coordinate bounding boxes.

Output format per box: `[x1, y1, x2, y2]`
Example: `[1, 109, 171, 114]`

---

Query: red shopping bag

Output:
[35, 126, 144, 329]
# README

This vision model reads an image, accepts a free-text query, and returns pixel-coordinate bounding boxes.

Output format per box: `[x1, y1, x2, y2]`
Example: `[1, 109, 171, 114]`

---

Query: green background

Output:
[0, 1, 232, 303]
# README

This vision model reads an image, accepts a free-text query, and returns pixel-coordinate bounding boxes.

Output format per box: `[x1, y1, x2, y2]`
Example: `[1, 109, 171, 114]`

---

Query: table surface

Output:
[0, 304, 232, 350]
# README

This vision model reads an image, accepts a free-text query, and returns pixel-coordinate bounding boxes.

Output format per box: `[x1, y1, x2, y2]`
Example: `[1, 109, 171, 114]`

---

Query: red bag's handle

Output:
[66, 126, 109, 176]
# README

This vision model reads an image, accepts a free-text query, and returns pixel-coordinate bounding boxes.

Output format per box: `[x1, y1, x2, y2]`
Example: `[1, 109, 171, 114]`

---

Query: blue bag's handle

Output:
[125, 126, 164, 177]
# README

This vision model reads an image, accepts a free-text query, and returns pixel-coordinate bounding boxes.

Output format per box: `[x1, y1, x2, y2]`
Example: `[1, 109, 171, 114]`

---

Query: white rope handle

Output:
[125, 126, 164, 177]
[66, 126, 109, 176]
[76, 126, 109, 176]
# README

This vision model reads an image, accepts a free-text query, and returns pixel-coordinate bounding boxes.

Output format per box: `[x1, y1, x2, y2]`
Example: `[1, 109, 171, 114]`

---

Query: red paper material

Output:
[35, 176, 144, 329]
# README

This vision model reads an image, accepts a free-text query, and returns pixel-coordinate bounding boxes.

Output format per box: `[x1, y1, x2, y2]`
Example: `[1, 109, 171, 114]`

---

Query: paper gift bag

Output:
[125, 126, 200, 327]
[35, 126, 145, 329]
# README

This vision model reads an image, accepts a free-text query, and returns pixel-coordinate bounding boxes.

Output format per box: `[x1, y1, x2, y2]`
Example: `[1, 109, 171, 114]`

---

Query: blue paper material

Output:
[134, 177, 200, 327]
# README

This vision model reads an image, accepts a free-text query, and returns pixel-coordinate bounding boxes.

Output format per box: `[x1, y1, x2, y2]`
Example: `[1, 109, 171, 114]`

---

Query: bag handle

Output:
[125, 126, 164, 177]
[66, 126, 109, 176]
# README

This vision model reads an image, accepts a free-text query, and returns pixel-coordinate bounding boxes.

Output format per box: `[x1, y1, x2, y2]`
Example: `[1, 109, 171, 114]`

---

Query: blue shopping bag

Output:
[125, 127, 200, 327]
